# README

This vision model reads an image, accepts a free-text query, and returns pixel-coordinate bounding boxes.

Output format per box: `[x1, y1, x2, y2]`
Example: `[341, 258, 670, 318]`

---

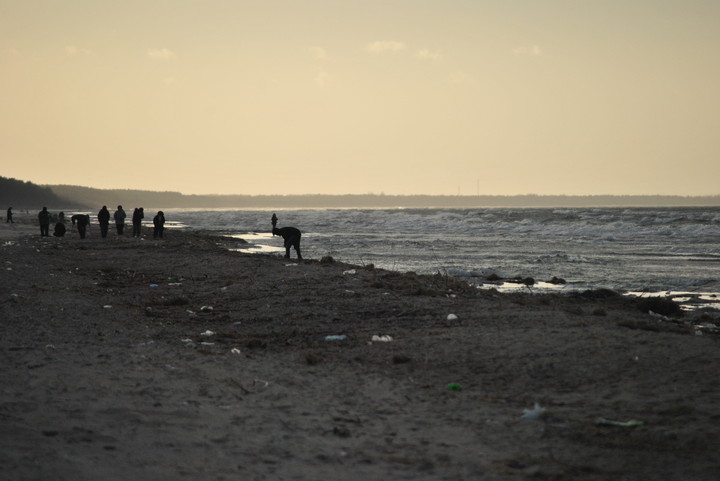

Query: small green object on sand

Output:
[447, 383, 463, 391]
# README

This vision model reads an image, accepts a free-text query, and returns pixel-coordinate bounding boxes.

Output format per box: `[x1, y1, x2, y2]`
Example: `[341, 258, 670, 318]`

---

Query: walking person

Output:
[6, 207, 13, 223]
[114, 205, 126, 235]
[97, 206, 110, 238]
[38, 207, 50, 236]
[132, 207, 144, 237]
[153, 211, 165, 239]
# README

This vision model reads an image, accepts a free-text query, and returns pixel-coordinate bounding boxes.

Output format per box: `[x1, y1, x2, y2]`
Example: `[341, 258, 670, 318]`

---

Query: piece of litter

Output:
[200, 342, 215, 346]
[343, 269, 356, 275]
[168, 283, 182, 286]
[285, 264, 298, 267]
[200, 306, 213, 312]
[324, 335, 347, 341]
[149, 284, 159, 288]
[371, 335, 393, 342]
[181, 338, 193, 343]
[103, 305, 112, 309]
[521, 402, 546, 420]
[447, 314, 458, 321]
[596, 417, 644, 428]
[447, 383, 463, 391]
[230, 348, 242, 354]
[201, 330, 215, 337]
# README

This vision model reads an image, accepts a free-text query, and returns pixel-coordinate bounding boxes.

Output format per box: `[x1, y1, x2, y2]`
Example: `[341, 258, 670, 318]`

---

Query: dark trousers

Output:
[284, 236, 302, 260]
[116, 223, 124, 235]
[153, 227, 164, 238]
[40, 224, 49, 236]
[100, 223, 109, 238]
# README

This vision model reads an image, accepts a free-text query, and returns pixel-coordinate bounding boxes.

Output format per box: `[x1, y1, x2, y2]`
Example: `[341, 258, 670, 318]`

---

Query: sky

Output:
[1, 0, 719, 196]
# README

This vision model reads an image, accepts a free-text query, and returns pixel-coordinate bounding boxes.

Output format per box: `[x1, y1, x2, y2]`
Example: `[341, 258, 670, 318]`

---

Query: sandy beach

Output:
[1, 220, 719, 480]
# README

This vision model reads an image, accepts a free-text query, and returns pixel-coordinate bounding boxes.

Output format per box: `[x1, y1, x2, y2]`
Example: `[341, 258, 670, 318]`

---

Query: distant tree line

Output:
[2, 177, 719, 209]
[48, 184, 720, 209]
[0, 176, 83, 209]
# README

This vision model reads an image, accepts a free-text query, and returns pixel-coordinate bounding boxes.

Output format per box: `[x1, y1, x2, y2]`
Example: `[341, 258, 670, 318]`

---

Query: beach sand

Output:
[1, 220, 719, 480]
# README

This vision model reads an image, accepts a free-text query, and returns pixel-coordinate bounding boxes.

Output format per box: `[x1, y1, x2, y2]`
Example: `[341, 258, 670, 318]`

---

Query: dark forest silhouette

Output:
[2, 176, 719, 209]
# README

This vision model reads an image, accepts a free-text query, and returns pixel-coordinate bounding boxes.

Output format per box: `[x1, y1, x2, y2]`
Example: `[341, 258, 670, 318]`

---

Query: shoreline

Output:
[2, 223, 720, 479]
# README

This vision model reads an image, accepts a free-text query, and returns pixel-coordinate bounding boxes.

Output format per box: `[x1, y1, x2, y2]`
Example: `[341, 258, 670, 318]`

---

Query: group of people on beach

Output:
[9, 205, 303, 259]
[31, 205, 166, 240]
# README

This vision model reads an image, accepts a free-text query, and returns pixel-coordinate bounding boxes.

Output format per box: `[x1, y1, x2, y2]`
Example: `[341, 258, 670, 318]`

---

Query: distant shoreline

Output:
[42, 185, 720, 210]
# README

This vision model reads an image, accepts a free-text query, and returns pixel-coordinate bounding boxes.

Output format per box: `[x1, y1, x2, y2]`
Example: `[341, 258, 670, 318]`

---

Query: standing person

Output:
[38, 207, 50, 236]
[114, 205, 126, 235]
[153, 211, 165, 238]
[97, 206, 110, 238]
[132, 207, 144, 237]
[71, 214, 90, 239]
[6, 207, 13, 223]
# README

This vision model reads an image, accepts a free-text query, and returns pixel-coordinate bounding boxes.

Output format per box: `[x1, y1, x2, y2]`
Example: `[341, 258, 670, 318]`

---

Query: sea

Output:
[158, 207, 720, 311]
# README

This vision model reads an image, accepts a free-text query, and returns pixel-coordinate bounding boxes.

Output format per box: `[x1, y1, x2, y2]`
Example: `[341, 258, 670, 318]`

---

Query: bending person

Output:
[272, 226, 302, 260]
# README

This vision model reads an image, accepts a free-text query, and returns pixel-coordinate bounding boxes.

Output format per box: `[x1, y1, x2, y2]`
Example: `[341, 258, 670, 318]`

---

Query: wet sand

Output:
[1, 220, 719, 480]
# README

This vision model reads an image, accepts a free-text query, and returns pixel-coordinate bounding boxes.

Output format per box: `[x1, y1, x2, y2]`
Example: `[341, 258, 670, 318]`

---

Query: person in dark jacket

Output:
[153, 211, 165, 239]
[272, 226, 303, 260]
[97, 206, 110, 238]
[132, 207, 144, 237]
[71, 214, 90, 239]
[38, 207, 50, 236]
[6, 207, 13, 223]
[114, 205, 126, 235]
[53, 222, 66, 237]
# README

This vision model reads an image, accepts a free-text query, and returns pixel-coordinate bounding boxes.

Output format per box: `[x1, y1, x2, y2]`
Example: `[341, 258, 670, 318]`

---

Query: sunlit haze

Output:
[2, 0, 719, 196]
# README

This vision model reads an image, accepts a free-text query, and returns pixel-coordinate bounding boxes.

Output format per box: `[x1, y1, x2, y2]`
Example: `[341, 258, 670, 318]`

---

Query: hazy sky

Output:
[2, 0, 719, 196]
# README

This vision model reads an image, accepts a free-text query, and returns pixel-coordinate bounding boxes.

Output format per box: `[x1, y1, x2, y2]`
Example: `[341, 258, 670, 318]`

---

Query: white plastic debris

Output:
[230, 348, 242, 355]
[371, 335, 393, 342]
[201, 330, 215, 337]
[521, 402, 546, 420]
[200, 342, 215, 346]
[447, 314, 459, 321]
[200, 305, 213, 312]
[181, 338, 194, 343]
[648, 310, 669, 321]
[103, 305, 113, 309]
[343, 269, 356, 275]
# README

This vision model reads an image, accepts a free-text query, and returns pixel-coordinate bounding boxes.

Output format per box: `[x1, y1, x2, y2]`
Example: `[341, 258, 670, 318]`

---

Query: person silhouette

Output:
[272, 225, 303, 260]
[6, 207, 13, 223]
[132, 207, 144, 237]
[71, 214, 90, 239]
[53, 221, 66, 237]
[38, 207, 50, 236]
[153, 211, 165, 238]
[97, 206, 110, 238]
[114, 205, 126, 234]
